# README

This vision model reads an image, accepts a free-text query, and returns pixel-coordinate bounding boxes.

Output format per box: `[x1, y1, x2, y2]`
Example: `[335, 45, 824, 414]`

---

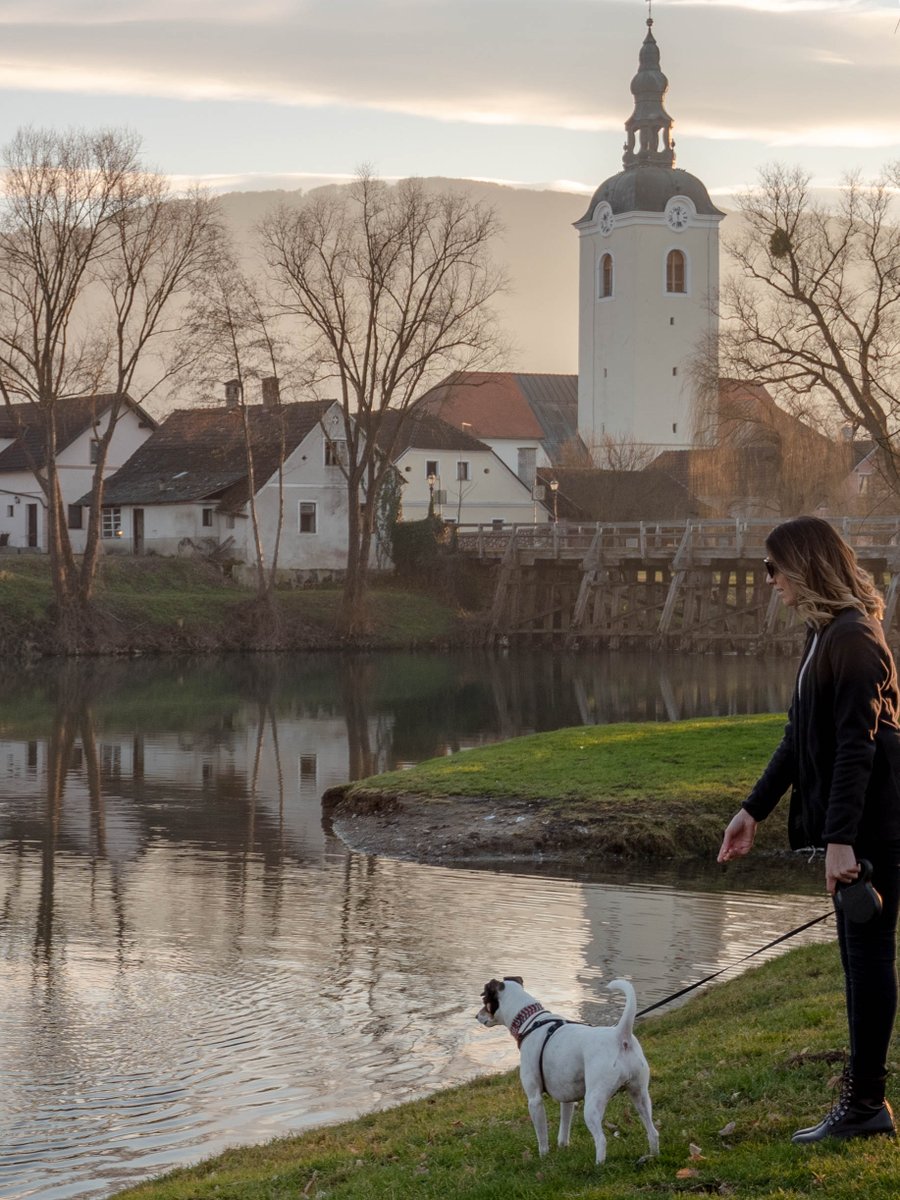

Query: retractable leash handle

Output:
[834, 858, 883, 924]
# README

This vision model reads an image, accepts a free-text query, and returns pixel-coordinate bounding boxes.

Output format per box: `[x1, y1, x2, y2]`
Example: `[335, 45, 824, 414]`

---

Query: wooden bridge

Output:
[453, 517, 900, 653]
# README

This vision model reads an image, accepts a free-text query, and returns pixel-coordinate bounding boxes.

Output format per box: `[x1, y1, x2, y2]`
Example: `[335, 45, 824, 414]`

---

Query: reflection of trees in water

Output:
[3, 649, 796, 960]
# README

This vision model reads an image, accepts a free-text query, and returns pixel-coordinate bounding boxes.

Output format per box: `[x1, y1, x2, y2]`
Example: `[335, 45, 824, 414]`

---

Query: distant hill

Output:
[215, 179, 589, 377]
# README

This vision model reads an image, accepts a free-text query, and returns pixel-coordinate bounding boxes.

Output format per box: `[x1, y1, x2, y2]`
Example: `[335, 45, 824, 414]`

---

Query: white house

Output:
[574, 18, 724, 460]
[88, 388, 367, 579]
[0, 395, 157, 552]
[381, 408, 549, 526]
[416, 372, 581, 486]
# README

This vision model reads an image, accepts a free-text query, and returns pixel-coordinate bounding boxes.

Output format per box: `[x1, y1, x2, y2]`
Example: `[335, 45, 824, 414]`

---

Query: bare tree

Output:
[718, 162, 900, 496]
[188, 247, 293, 599]
[260, 170, 505, 635]
[0, 126, 218, 641]
[689, 377, 853, 517]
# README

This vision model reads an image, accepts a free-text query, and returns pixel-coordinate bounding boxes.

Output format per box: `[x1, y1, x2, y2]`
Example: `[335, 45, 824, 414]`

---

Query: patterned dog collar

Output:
[510, 1001, 545, 1043]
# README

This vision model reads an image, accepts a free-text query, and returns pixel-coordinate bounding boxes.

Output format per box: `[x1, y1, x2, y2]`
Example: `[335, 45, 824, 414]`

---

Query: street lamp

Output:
[549, 477, 559, 524]
[427, 472, 436, 518]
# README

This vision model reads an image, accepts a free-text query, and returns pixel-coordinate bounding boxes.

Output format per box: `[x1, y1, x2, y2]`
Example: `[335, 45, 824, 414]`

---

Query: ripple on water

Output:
[0, 847, 834, 1200]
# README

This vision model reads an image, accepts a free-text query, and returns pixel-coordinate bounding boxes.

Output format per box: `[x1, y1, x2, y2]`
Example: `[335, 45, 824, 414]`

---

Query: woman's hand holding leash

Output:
[825, 842, 860, 895]
[717, 809, 757, 863]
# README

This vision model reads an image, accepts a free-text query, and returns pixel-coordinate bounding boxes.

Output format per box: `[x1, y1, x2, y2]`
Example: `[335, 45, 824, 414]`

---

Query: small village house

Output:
[416, 372, 582, 491]
[0, 395, 156, 552]
[87, 383, 366, 581]
[381, 408, 548, 527]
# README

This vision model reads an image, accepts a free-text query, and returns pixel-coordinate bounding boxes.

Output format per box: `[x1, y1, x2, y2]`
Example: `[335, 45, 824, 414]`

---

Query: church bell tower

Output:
[575, 18, 724, 460]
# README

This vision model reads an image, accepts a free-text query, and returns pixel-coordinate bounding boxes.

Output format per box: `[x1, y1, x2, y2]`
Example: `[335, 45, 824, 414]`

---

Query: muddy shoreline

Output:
[321, 784, 784, 867]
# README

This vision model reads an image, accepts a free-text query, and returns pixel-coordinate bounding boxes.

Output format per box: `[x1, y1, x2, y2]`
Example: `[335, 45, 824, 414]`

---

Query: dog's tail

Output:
[608, 978, 637, 1043]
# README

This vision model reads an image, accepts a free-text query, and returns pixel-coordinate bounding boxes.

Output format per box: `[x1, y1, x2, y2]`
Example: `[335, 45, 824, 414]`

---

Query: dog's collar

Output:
[509, 1001, 544, 1044]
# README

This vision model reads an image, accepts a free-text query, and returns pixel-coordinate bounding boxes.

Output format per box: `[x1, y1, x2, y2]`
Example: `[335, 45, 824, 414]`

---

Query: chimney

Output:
[224, 379, 242, 407]
[261, 376, 280, 408]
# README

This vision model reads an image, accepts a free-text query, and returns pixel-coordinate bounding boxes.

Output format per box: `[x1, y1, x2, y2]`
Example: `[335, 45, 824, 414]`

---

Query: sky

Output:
[0, 0, 897, 199]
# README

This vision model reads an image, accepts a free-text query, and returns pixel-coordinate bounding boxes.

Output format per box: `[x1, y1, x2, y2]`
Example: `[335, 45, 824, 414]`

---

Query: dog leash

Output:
[635, 909, 833, 1019]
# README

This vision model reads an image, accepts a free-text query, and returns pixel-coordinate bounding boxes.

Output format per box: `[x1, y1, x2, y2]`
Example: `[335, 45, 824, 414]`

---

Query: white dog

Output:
[477, 975, 659, 1164]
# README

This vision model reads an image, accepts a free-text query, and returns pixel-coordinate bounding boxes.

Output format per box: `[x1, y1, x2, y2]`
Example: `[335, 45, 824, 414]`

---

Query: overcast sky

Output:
[0, 0, 897, 197]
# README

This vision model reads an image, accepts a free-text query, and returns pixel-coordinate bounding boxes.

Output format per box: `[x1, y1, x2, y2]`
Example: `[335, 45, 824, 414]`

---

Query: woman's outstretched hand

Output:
[717, 808, 758, 863]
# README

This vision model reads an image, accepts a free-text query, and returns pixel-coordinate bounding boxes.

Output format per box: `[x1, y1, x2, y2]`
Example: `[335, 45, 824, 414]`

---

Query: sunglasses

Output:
[763, 558, 778, 579]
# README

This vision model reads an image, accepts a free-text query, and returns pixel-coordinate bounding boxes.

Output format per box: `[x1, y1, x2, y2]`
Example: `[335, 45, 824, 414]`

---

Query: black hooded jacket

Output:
[742, 608, 900, 850]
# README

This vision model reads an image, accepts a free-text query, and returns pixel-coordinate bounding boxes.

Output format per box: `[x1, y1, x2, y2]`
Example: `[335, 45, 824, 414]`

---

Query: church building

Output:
[575, 17, 724, 462]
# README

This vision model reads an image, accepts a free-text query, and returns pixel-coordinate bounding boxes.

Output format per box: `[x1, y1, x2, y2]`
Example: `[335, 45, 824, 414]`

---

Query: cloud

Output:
[0, 1, 896, 153]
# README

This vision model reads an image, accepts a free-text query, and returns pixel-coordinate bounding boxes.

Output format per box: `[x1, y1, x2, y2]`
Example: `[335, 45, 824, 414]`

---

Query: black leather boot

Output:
[792, 1068, 895, 1144]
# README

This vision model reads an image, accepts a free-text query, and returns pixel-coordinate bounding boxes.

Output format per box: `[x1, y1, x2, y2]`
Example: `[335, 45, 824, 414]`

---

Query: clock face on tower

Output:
[597, 203, 614, 236]
[665, 201, 691, 231]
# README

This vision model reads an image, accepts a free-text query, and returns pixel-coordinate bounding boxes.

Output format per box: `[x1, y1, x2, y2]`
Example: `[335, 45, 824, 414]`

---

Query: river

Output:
[0, 650, 834, 1200]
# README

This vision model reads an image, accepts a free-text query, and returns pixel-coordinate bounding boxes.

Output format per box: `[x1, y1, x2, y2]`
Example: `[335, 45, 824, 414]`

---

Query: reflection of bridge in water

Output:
[455, 517, 900, 653]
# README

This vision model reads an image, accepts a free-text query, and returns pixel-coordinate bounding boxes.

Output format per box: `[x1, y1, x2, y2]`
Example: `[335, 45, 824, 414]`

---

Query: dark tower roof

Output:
[624, 18, 674, 171]
[576, 19, 724, 224]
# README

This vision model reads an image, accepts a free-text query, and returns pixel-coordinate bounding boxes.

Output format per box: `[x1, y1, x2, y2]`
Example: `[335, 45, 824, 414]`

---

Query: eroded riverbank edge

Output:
[321, 784, 789, 867]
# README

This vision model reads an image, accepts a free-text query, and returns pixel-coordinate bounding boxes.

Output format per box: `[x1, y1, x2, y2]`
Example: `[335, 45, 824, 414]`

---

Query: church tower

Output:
[575, 17, 724, 460]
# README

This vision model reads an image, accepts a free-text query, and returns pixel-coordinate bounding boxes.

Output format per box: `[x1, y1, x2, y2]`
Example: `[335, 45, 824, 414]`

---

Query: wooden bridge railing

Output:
[457, 517, 900, 652]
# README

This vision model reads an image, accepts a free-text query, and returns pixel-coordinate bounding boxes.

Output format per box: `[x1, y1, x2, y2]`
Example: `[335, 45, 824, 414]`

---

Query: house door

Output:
[26, 504, 38, 548]
[133, 508, 144, 555]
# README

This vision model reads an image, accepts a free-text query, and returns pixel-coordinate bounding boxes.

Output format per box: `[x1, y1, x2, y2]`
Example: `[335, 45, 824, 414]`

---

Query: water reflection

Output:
[0, 651, 815, 1200]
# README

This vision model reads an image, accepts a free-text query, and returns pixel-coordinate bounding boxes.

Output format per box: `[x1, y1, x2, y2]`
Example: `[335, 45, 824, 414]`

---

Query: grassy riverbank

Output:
[0, 555, 464, 655]
[113, 942, 900, 1200]
[326, 714, 792, 862]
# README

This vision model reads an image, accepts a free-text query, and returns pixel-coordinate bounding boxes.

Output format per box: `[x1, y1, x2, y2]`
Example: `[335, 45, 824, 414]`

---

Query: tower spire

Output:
[622, 16, 675, 170]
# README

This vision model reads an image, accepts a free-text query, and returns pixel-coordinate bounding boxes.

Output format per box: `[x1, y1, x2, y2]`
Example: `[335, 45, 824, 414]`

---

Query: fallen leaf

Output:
[689, 1142, 704, 1158]
[302, 1174, 318, 1197]
[718, 1121, 736, 1136]
[677, 1167, 700, 1179]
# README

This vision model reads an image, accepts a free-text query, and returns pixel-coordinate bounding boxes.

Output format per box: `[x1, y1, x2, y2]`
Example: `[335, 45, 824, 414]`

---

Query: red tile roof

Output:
[419, 370, 583, 439]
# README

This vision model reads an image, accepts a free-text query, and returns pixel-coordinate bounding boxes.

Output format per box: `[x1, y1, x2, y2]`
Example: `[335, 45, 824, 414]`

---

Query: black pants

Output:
[835, 843, 900, 1102]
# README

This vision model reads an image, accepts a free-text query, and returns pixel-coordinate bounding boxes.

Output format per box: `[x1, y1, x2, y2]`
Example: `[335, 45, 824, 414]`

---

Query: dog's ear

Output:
[481, 978, 504, 1015]
[503, 975, 524, 987]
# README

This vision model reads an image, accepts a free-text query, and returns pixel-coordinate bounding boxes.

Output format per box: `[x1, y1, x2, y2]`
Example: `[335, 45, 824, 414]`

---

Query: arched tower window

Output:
[598, 252, 613, 299]
[666, 249, 686, 294]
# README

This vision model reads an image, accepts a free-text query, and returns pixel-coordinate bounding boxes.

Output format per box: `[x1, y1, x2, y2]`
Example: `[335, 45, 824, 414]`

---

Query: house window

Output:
[457, 460, 471, 482]
[299, 501, 317, 533]
[598, 252, 613, 299]
[67, 505, 83, 530]
[202, 507, 213, 528]
[226, 514, 235, 530]
[517, 447, 537, 488]
[666, 249, 686, 294]
[101, 507, 122, 538]
[6, 504, 13, 518]
[90, 439, 101, 465]
[325, 438, 348, 467]
[425, 459, 439, 478]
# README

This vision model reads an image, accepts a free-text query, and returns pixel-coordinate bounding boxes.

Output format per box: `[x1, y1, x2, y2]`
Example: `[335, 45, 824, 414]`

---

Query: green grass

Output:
[112, 943, 900, 1200]
[351, 715, 783, 803]
[342, 715, 792, 857]
[0, 556, 460, 652]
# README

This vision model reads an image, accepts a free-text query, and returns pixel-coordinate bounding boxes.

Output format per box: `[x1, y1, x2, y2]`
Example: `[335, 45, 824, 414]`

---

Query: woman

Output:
[718, 516, 900, 1143]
